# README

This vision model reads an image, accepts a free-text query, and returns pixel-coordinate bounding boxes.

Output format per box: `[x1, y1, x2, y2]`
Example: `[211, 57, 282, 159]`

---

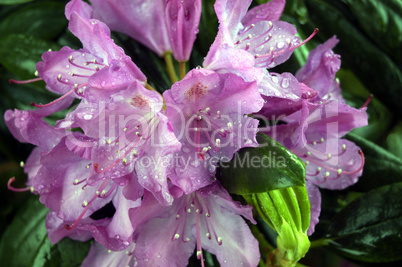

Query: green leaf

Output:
[345, 0, 402, 63]
[0, 196, 49, 266]
[305, 0, 402, 118]
[384, 121, 402, 160]
[218, 133, 305, 194]
[44, 238, 91, 267]
[0, 0, 33, 5]
[326, 182, 402, 262]
[0, 1, 67, 40]
[0, 33, 60, 79]
[346, 133, 402, 191]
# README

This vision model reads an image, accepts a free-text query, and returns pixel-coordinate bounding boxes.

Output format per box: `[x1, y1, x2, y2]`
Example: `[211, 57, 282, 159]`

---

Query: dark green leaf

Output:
[0, 34, 60, 79]
[0, 1, 67, 40]
[385, 122, 402, 160]
[218, 133, 305, 194]
[0, 196, 49, 266]
[305, 0, 402, 118]
[0, 0, 33, 4]
[44, 238, 91, 267]
[347, 133, 402, 191]
[326, 182, 402, 262]
[345, 0, 402, 63]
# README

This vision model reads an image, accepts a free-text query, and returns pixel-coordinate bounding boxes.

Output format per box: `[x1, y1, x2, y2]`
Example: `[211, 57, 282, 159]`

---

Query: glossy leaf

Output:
[0, 34, 60, 79]
[326, 182, 402, 262]
[0, 196, 49, 266]
[347, 133, 402, 191]
[0, 0, 33, 4]
[44, 238, 91, 267]
[0, 1, 67, 40]
[218, 133, 305, 195]
[385, 122, 402, 159]
[345, 0, 402, 63]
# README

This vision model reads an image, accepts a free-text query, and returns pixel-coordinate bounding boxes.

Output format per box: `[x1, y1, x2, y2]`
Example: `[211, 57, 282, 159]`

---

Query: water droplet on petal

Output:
[281, 78, 289, 88]
[276, 41, 285, 49]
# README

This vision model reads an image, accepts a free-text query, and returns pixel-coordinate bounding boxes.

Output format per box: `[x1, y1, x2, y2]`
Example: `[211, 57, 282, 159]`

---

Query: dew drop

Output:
[208, 165, 216, 173]
[281, 78, 289, 88]
[276, 41, 285, 49]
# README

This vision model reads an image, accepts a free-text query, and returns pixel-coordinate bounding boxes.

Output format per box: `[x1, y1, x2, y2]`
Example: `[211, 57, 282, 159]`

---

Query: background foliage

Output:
[0, 0, 401, 266]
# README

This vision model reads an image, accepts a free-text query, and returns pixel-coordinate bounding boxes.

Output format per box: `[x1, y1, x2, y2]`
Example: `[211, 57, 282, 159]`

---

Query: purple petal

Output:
[305, 181, 321, 236]
[90, 0, 171, 56]
[134, 211, 195, 267]
[296, 36, 343, 101]
[82, 241, 136, 267]
[305, 101, 368, 140]
[165, 0, 201, 62]
[299, 138, 364, 190]
[242, 0, 286, 26]
[4, 109, 65, 151]
[214, 0, 252, 40]
[46, 211, 94, 244]
[106, 187, 141, 242]
[65, 0, 93, 21]
[164, 69, 263, 193]
[236, 20, 300, 68]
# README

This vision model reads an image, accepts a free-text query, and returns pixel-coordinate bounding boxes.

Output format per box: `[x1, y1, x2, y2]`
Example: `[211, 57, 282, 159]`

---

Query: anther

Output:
[215, 139, 221, 147]
[173, 233, 180, 240]
[196, 251, 202, 259]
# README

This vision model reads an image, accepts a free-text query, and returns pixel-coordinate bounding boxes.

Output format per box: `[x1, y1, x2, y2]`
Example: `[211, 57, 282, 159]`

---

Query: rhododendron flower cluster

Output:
[5, 0, 368, 266]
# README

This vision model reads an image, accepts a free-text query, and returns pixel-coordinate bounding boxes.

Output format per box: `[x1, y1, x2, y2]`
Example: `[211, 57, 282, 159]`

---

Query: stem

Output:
[309, 238, 331, 248]
[179, 61, 186, 80]
[164, 52, 177, 84]
[145, 82, 156, 91]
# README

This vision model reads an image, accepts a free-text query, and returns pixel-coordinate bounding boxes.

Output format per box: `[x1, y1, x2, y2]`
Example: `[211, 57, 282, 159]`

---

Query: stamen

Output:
[194, 195, 205, 267]
[360, 94, 373, 109]
[30, 87, 77, 108]
[65, 180, 109, 230]
[305, 150, 365, 184]
[254, 29, 319, 67]
[9, 77, 43, 84]
[7, 177, 33, 192]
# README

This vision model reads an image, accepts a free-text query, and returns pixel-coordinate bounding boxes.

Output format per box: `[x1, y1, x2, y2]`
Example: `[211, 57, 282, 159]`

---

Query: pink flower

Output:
[130, 183, 260, 267]
[163, 68, 264, 193]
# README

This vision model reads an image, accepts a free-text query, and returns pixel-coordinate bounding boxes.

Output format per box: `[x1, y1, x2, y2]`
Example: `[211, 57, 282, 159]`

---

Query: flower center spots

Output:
[185, 82, 207, 100]
[130, 95, 150, 109]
